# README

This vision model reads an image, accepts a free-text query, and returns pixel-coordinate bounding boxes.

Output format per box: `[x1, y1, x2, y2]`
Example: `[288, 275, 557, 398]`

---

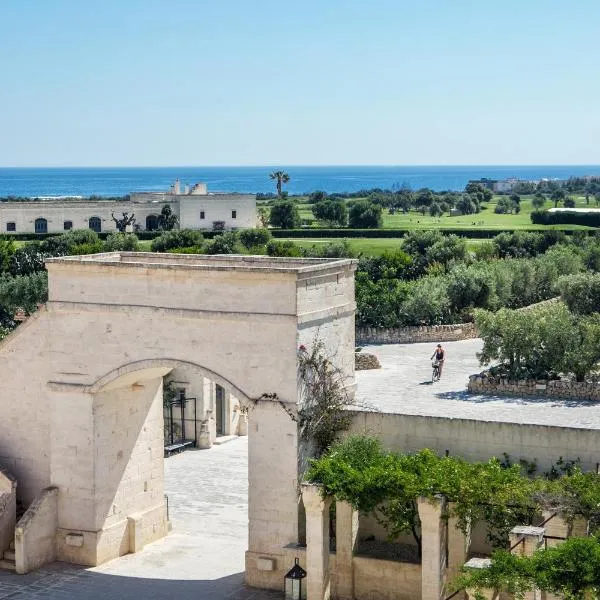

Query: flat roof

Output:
[45, 251, 357, 274]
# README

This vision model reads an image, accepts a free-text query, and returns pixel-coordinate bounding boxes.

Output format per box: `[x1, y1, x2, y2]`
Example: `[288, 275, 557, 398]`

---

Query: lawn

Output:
[296, 195, 595, 231]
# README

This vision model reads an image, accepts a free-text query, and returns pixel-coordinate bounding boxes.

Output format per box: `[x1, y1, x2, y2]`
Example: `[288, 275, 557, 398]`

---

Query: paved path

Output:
[355, 339, 600, 429]
[0, 438, 280, 599]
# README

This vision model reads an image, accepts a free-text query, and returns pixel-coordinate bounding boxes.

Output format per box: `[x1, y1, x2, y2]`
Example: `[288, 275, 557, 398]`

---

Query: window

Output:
[200, 211, 205, 219]
[34, 218, 48, 234]
[145, 215, 159, 231]
[63, 220, 73, 231]
[89, 216, 102, 232]
[6, 222, 15, 232]
[231, 210, 237, 219]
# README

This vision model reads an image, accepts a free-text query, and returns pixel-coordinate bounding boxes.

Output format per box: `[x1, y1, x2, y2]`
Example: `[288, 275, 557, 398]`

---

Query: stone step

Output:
[3, 549, 15, 561]
[212, 435, 238, 446]
[0, 558, 15, 571]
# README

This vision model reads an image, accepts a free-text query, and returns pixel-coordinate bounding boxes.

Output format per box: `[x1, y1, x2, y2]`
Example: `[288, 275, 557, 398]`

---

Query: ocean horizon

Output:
[1, 165, 599, 198]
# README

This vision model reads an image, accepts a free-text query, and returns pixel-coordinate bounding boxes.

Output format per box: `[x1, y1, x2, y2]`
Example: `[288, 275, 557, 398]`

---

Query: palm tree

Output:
[269, 170, 290, 197]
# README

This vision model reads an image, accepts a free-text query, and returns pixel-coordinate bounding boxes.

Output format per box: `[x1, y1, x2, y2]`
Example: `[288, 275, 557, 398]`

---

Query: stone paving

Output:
[355, 339, 600, 429]
[0, 438, 280, 599]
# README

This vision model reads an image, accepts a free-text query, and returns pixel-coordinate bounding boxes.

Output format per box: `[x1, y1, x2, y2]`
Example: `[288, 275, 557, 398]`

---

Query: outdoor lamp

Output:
[284, 557, 307, 599]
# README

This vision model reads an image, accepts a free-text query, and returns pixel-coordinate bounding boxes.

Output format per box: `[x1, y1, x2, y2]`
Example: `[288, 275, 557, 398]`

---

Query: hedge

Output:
[531, 210, 600, 227]
[270, 228, 592, 239]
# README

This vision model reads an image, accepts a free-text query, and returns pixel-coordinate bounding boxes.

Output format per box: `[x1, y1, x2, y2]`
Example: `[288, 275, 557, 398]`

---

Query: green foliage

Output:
[558, 272, 600, 315]
[150, 229, 204, 252]
[270, 200, 301, 229]
[103, 232, 139, 251]
[0, 237, 16, 273]
[311, 199, 348, 227]
[203, 232, 241, 254]
[266, 239, 303, 257]
[348, 200, 383, 228]
[239, 228, 272, 250]
[475, 302, 600, 381]
[158, 204, 178, 230]
[10, 244, 47, 276]
[269, 170, 290, 197]
[455, 537, 600, 600]
[531, 209, 600, 227]
[0, 272, 48, 314]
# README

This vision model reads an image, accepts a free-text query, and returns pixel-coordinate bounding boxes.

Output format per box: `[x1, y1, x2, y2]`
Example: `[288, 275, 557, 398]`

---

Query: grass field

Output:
[296, 194, 594, 231]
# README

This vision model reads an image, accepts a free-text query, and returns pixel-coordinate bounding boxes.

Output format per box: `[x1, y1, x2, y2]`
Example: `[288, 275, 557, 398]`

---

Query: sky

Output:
[0, 0, 599, 167]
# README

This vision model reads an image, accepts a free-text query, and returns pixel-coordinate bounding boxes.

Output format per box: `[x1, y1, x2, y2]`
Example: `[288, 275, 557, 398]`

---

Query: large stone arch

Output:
[0, 252, 356, 586]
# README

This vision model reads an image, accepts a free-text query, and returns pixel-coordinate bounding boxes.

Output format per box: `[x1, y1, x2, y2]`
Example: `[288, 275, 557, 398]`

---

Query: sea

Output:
[0, 165, 599, 198]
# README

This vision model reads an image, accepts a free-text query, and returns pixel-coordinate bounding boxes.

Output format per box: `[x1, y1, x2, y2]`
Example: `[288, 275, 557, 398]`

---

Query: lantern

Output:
[284, 557, 307, 599]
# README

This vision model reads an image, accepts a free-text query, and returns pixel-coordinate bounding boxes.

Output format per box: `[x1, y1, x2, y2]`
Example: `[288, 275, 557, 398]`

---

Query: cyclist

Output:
[430, 344, 446, 379]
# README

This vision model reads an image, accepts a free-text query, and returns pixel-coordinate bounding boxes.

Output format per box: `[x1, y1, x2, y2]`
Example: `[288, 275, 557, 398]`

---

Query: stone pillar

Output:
[238, 411, 248, 436]
[463, 558, 496, 600]
[418, 495, 447, 600]
[447, 502, 470, 600]
[510, 526, 545, 600]
[335, 501, 358, 600]
[302, 484, 331, 600]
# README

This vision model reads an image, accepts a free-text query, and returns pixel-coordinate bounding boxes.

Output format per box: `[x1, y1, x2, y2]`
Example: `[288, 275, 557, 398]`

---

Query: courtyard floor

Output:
[0, 438, 280, 600]
[355, 339, 600, 429]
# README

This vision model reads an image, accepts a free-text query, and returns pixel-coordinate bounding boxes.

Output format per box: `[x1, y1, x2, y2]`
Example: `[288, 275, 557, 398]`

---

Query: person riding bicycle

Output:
[430, 344, 445, 379]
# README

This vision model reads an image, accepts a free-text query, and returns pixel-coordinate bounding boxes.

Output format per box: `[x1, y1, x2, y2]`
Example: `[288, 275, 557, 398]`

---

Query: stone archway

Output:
[0, 252, 356, 587]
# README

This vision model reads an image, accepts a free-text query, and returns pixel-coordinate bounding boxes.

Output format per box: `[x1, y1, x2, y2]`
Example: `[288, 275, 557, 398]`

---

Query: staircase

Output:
[0, 540, 15, 571]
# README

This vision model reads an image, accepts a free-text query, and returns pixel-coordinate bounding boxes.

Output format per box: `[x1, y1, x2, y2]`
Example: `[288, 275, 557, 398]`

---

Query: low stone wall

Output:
[356, 323, 477, 345]
[468, 373, 600, 401]
[353, 555, 421, 600]
[0, 468, 16, 555]
[355, 352, 382, 370]
[15, 486, 58, 574]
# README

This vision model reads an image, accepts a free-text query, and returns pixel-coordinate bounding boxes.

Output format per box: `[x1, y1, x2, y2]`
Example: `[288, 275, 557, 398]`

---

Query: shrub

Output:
[358, 250, 413, 281]
[355, 273, 411, 328]
[239, 228, 271, 249]
[266, 239, 303, 257]
[69, 242, 105, 255]
[348, 200, 383, 228]
[302, 240, 356, 258]
[203, 232, 241, 254]
[0, 271, 48, 314]
[0, 238, 15, 273]
[103, 232, 139, 251]
[531, 210, 600, 227]
[312, 199, 348, 227]
[10, 244, 47, 276]
[558, 272, 600, 315]
[270, 201, 301, 229]
[151, 229, 203, 252]
[401, 276, 451, 326]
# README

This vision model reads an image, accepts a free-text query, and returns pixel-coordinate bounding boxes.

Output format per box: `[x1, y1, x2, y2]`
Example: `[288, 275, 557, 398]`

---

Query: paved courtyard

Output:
[356, 339, 600, 429]
[0, 438, 280, 600]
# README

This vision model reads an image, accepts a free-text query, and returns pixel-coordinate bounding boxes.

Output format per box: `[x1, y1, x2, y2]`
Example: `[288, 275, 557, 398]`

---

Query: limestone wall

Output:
[0, 469, 16, 555]
[468, 373, 600, 402]
[178, 194, 256, 230]
[349, 411, 600, 473]
[356, 323, 477, 345]
[353, 556, 421, 600]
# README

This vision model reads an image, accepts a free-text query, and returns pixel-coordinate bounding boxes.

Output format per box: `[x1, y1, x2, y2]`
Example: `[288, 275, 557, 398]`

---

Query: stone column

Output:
[335, 500, 358, 600]
[418, 495, 447, 600]
[302, 484, 331, 600]
[510, 526, 545, 600]
[447, 502, 470, 600]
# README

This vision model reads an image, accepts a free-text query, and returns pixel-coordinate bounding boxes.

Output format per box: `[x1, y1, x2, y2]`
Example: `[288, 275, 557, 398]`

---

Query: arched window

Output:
[6, 222, 16, 232]
[89, 217, 102, 233]
[34, 218, 48, 234]
[63, 220, 73, 231]
[145, 214, 159, 231]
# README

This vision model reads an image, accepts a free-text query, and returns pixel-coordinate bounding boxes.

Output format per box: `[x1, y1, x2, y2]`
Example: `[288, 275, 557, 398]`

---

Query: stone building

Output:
[0, 180, 256, 234]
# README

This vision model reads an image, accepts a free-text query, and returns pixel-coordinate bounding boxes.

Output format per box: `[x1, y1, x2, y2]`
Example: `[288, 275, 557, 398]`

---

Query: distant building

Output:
[0, 180, 257, 234]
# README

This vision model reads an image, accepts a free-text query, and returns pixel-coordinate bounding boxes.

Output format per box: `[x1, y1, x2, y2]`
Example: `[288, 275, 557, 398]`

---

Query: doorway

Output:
[215, 384, 226, 435]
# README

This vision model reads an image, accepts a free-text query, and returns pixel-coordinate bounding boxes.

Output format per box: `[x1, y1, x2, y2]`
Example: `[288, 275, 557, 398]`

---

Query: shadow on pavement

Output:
[435, 390, 600, 409]
[0, 565, 281, 600]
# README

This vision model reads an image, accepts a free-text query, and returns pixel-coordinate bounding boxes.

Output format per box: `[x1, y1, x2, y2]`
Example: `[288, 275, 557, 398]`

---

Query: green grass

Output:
[298, 195, 595, 231]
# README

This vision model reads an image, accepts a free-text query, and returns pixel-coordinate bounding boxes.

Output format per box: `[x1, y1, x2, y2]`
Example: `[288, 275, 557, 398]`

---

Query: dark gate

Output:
[164, 388, 198, 457]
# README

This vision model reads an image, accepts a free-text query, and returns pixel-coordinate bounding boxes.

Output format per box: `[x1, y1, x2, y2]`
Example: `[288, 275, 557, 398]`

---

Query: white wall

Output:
[178, 194, 256, 230]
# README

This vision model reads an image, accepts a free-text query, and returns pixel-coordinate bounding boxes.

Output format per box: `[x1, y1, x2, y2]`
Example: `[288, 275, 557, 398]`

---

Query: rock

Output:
[355, 352, 382, 371]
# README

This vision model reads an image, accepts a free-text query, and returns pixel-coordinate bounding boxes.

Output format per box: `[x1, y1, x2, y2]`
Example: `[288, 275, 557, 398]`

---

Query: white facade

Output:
[0, 182, 256, 234]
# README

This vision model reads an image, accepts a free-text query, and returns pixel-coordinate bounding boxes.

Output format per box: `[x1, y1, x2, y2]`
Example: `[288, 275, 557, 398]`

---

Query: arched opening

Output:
[89, 216, 102, 232]
[34, 218, 47, 234]
[145, 214, 159, 231]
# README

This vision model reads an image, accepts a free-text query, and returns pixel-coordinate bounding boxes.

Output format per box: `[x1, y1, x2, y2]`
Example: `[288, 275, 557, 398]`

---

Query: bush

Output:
[151, 229, 203, 252]
[301, 240, 356, 258]
[558, 272, 600, 315]
[103, 232, 139, 251]
[358, 250, 413, 281]
[401, 276, 451, 326]
[0, 271, 48, 314]
[239, 228, 271, 249]
[531, 210, 600, 227]
[10, 244, 47, 276]
[348, 200, 383, 228]
[69, 242, 105, 255]
[312, 199, 348, 227]
[203, 232, 241, 254]
[266, 240, 303, 257]
[270, 201, 301, 229]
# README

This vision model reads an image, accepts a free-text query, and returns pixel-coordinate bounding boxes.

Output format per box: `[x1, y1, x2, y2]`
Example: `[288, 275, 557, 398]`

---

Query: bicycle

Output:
[432, 360, 441, 383]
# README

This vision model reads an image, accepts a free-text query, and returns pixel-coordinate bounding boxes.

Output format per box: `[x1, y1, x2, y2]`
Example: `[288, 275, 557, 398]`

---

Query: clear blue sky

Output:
[0, 0, 598, 167]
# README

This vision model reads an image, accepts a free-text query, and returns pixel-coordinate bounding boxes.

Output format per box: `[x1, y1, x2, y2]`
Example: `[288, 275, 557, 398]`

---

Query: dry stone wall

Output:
[356, 323, 477, 345]
[468, 373, 600, 402]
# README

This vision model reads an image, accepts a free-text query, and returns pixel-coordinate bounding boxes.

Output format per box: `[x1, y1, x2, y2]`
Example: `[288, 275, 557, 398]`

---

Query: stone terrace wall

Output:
[356, 322, 477, 345]
[468, 373, 600, 402]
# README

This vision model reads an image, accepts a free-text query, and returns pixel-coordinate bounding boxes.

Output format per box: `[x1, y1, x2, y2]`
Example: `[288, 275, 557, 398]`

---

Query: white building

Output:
[0, 180, 257, 234]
